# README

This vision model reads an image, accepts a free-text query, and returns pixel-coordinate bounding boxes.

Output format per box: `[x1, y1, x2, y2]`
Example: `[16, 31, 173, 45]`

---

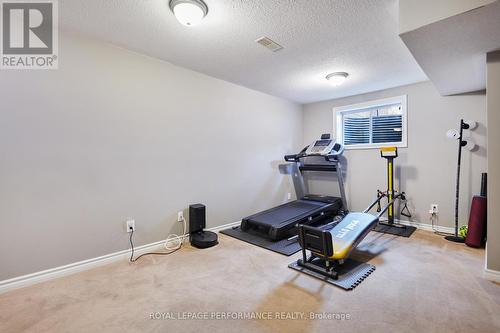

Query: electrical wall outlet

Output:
[177, 211, 184, 222]
[287, 192, 292, 200]
[429, 204, 438, 214]
[126, 219, 135, 233]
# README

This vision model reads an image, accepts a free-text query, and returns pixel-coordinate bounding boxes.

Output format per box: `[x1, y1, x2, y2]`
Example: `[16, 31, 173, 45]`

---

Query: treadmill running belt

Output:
[245, 199, 327, 227]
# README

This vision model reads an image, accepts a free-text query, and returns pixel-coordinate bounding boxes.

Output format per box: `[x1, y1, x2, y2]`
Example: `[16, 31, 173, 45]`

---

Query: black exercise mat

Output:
[373, 223, 416, 237]
[288, 258, 375, 290]
[220, 226, 301, 256]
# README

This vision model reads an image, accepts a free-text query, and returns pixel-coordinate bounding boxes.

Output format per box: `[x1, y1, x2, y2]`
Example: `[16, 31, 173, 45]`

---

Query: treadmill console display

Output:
[314, 140, 331, 147]
[306, 138, 336, 155]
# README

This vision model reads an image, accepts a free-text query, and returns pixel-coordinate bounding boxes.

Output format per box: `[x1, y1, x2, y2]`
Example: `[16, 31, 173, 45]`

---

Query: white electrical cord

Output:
[164, 216, 187, 251]
[129, 216, 187, 262]
[430, 212, 438, 233]
[430, 212, 453, 236]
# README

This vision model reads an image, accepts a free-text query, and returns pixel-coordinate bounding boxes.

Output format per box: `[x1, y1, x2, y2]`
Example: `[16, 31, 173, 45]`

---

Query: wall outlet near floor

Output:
[287, 192, 292, 200]
[126, 219, 136, 233]
[177, 211, 184, 222]
[429, 204, 438, 214]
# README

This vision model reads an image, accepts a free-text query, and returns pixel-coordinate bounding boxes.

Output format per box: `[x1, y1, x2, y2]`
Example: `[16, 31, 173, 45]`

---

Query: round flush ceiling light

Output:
[169, 0, 208, 27]
[326, 72, 349, 86]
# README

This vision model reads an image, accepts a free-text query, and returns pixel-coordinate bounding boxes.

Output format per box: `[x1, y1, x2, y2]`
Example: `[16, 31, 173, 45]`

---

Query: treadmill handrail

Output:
[284, 153, 303, 162]
[283, 142, 347, 211]
[325, 154, 341, 162]
[299, 164, 337, 172]
[284, 152, 341, 163]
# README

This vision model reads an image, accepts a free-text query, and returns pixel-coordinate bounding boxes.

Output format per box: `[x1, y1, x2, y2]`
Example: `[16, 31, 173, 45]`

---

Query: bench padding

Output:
[327, 212, 378, 260]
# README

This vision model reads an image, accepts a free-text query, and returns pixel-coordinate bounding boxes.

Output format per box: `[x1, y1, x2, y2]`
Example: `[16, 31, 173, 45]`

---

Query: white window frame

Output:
[334, 95, 408, 150]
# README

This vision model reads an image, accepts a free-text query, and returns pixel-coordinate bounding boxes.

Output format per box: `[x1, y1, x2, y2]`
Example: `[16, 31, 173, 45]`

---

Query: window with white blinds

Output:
[334, 95, 407, 149]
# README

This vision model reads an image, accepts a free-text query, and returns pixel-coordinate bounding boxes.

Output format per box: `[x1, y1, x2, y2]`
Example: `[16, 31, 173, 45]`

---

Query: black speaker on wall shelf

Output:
[189, 204, 218, 249]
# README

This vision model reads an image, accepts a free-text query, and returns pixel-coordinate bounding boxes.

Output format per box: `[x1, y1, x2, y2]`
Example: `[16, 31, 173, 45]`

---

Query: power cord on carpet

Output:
[430, 213, 454, 236]
[129, 216, 187, 262]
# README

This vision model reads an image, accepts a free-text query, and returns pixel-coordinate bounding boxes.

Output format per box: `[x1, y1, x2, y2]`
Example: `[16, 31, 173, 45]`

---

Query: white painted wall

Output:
[303, 81, 487, 229]
[486, 51, 500, 272]
[399, 0, 496, 33]
[0, 34, 302, 280]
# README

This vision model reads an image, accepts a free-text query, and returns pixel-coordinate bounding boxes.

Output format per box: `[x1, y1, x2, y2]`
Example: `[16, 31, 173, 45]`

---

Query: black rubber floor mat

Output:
[373, 223, 416, 237]
[220, 226, 301, 256]
[288, 258, 375, 290]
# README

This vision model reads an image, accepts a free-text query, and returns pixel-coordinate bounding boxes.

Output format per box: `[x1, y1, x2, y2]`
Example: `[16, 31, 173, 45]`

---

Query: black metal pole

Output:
[481, 173, 487, 197]
[455, 120, 463, 235]
[445, 119, 466, 243]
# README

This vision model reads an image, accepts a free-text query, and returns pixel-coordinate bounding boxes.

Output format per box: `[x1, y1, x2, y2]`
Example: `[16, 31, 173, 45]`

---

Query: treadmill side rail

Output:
[241, 198, 343, 241]
[290, 162, 307, 200]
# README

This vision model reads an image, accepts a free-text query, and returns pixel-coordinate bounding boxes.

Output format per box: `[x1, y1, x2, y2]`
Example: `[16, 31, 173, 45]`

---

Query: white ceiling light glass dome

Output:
[169, 0, 209, 27]
[326, 72, 349, 86]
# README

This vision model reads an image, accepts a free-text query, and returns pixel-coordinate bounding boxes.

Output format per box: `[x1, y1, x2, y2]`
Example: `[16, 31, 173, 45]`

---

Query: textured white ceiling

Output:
[60, 0, 427, 104]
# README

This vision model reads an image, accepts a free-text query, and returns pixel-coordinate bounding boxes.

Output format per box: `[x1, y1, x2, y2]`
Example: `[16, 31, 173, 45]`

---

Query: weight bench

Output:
[289, 193, 405, 289]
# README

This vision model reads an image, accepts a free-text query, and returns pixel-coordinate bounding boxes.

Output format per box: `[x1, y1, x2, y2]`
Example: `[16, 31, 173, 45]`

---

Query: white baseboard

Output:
[0, 218, 453, 294]
[0, 218, 456, 294]
[209, 221, 240, 233]
[385, 218, 455, 235]
[0, 221, 241, 294]
[483, 245, 500, 283]
[401, 220, 456, 234]
[483, 268, 500, 283]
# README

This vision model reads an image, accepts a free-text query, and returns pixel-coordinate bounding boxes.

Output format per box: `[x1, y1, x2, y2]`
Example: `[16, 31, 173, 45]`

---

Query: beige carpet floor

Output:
[1, 229, 499, 333]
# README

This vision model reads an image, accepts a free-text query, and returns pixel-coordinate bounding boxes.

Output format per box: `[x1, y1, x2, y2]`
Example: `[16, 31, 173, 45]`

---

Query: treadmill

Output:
[240, 134, 347, 241]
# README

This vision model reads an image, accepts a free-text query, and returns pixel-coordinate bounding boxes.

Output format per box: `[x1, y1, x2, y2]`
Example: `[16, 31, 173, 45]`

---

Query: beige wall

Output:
[303, 81, 487, 229]
[0, 34, 302, 280]
[399, 0, 496, 33]
[487, 51, 500, 272]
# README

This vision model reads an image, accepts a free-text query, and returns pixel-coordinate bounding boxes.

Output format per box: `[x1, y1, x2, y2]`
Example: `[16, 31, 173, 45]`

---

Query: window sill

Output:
[344, 143, 407, 150]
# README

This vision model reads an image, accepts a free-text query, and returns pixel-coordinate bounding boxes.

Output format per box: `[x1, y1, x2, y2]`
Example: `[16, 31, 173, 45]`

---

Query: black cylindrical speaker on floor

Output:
[189, 203, 218, 249]
[189, 204, 206, 233]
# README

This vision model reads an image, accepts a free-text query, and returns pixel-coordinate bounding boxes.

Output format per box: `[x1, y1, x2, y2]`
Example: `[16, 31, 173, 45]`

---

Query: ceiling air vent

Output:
[255, 36, 283, 52]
